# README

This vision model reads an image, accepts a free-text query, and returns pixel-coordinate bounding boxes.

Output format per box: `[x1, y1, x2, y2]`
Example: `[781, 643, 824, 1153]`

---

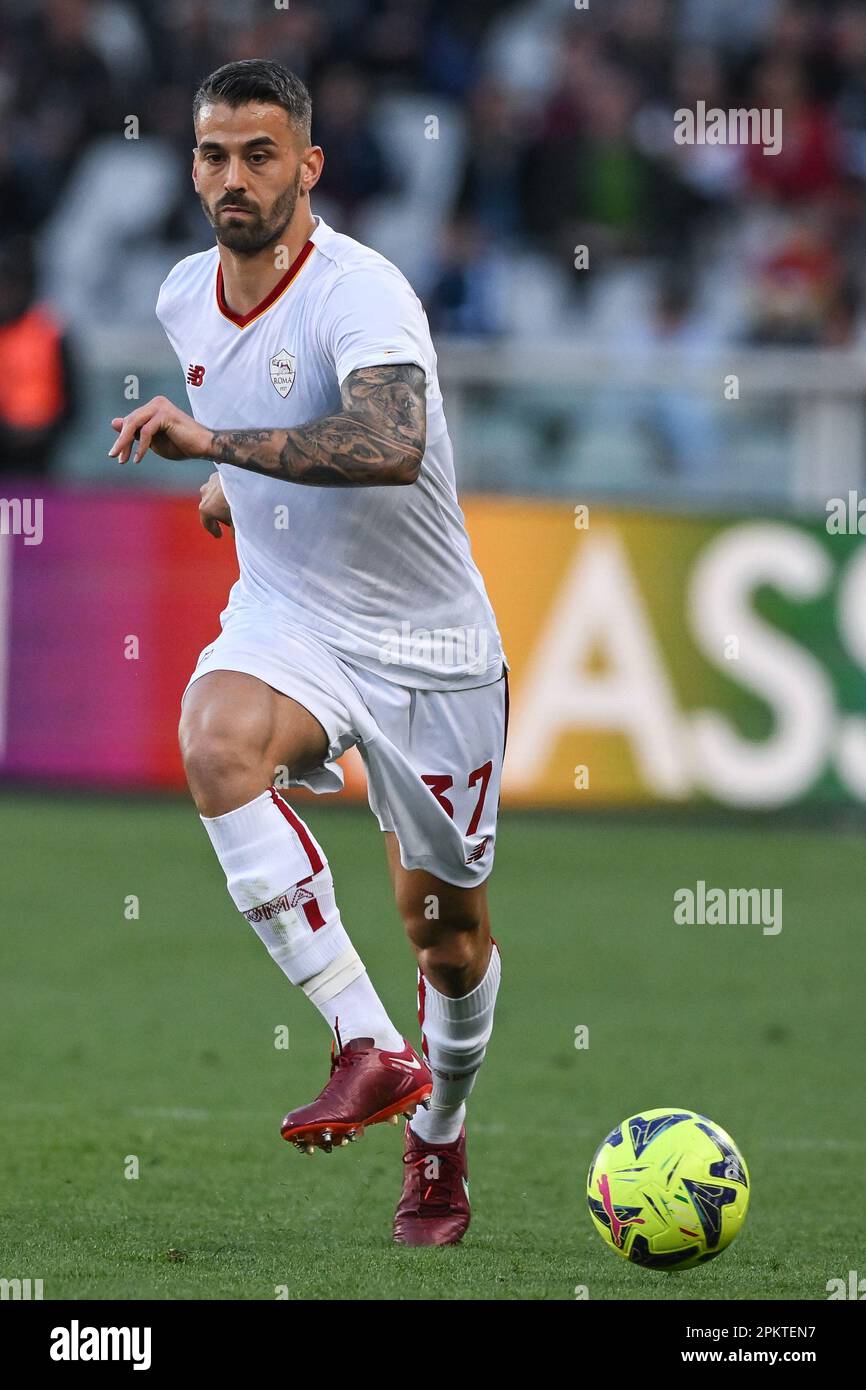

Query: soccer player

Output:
[109, 59, 507, 1247]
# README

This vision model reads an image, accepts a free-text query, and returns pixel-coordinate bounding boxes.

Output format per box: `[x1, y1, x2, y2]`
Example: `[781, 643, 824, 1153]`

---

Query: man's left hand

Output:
[109, 396, 212, 465]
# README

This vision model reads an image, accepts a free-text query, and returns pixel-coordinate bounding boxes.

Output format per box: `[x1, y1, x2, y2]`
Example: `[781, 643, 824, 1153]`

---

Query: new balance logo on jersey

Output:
[186, 363, 206, 386]
[466, 837, 490, 864]
[269, 348, 296, 398]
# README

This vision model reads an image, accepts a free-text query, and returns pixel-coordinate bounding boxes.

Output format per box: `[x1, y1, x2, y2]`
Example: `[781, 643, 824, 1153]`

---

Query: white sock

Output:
[410, 941, 501, 1145]
[201, 786, 403, 1051]
[314, 965, 403, 1052]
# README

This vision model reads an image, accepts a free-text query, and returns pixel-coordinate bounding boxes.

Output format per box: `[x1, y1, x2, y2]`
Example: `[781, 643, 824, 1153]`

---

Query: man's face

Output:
[193, 101, 309, 254]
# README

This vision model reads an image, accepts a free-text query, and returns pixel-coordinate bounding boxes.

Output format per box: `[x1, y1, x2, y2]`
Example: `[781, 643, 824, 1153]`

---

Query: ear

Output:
[191, 149, 199, 192]
[300, 145, 325, 196]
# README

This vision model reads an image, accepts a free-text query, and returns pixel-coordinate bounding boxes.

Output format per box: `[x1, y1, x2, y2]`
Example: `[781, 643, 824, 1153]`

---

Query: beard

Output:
[202, 169, 302, 255]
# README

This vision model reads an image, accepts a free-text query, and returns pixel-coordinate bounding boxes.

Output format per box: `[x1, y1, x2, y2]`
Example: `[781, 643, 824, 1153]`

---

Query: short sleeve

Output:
[318, 265, 430, 388]
[155, 266, 182, 358]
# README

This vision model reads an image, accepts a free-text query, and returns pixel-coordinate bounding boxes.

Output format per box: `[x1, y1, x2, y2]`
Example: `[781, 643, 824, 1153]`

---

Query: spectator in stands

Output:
[742, 57, 843, 202]
[0, 237, 75, 476]
[310, 63, 392, 230]
[9, 0, 120, 218]
[426, 215, 507, 336]
[357, 0, 429, 90]
[453, 79, 527, 242]
[830, 2, 866, 179]
[0, 127, 45, 236]
[642, 270, 724, 489]
[744, 211, 843, 346]
[523, 56, 690, 271]
[819, 273, 863, 347]
[605, 0, 675, 104]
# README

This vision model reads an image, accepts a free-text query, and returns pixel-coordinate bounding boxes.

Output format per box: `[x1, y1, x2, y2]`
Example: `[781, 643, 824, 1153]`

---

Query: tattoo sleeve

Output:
[206, 363, 427, 486]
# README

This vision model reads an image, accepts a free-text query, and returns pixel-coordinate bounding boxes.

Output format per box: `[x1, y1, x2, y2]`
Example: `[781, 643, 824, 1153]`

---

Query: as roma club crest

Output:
[269, 348, 296, 398]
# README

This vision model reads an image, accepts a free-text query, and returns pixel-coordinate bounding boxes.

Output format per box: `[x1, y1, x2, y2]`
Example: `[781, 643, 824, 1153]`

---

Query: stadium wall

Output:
[2, 486, 864, 810]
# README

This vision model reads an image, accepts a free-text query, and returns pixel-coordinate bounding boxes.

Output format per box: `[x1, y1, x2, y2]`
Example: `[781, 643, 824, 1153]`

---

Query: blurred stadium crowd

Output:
[2, 0, 866, 477]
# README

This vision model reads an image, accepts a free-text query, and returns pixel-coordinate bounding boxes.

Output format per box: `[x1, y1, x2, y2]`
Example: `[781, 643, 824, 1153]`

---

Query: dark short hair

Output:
[193, 59, 312, 142]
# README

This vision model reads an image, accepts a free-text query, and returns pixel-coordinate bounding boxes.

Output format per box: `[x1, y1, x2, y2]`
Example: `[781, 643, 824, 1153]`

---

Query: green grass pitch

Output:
[0, 792, 861, 1300]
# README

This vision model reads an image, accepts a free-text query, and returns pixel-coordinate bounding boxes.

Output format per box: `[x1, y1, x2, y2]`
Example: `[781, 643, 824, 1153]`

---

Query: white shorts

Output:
[183, 604, 508, 888]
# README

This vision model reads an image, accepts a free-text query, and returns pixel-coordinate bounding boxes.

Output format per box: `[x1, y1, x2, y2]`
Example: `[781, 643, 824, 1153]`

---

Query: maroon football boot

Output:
[280, 1027, 432, 1154]
[393, 1123, 471, 1245]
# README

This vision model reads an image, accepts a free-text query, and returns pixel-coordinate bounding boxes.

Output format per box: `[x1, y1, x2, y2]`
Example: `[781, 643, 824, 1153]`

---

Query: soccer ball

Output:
[586, 1108, 750, 1270]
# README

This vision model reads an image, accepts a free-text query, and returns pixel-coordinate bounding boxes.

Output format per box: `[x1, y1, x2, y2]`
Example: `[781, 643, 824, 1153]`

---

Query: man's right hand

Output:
[199, 471, 233, 538]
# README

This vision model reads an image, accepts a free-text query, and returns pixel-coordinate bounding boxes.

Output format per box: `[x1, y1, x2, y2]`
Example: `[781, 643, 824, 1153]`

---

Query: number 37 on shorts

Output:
[415, 671, 508, 875]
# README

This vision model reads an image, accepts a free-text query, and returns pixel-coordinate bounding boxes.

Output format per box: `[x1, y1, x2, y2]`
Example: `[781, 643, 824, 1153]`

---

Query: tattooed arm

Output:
[207, 363, 427, 487]
[108, 364, 426, 481]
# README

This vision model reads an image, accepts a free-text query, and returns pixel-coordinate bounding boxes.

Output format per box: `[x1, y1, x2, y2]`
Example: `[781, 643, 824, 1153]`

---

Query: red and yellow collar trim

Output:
[216, 238, 315, 328]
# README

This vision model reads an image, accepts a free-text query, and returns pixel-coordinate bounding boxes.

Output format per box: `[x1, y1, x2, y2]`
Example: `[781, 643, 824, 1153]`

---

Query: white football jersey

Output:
[156, 214, 504, 690]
